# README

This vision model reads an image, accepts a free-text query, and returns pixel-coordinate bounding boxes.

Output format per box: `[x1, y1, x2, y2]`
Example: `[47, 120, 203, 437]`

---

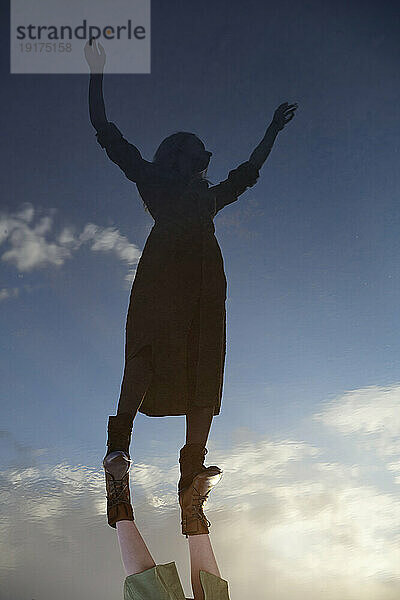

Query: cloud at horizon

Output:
[315, 383, 400, 482]
[2, 383, 400, 600]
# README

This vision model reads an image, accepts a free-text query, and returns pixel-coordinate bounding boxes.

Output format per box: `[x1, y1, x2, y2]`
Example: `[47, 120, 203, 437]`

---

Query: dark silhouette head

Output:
[153, 132, 212, 181]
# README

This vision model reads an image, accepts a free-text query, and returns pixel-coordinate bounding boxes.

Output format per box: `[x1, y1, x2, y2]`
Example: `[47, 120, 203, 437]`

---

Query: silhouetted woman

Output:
[85, 38, 297, 600]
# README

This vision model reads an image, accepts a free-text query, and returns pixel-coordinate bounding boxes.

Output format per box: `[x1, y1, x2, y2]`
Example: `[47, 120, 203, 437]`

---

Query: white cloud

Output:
[2, 428, 400, 600]
[0, 287, 19, 301]
[57, 226, 80, 249]
[314, 383, 400, 479]
[386, 461, 400, 484]
[1, 209, 71, 270]
[314, 384, 400, 442]
[0, 203, 141, 282]
[79, 223, 140, 282]
[3, 384, 400, 600]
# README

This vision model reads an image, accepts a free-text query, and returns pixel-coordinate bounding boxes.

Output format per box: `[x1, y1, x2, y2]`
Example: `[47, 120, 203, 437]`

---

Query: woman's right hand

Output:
[272, 102, 298, 130]
[84, 38, 106, 73]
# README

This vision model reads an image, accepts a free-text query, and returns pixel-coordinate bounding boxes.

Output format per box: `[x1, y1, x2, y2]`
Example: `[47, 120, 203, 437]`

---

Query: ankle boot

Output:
[103, 450, 134, 528]
[179, 466, 222, 536]
[178, 443, 222, 536]
[104, 413, 133, 458]
[178, 443, 207, 492]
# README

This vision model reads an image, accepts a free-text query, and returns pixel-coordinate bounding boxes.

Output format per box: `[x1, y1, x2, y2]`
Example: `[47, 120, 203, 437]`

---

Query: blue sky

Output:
[1, 1, 400, 599]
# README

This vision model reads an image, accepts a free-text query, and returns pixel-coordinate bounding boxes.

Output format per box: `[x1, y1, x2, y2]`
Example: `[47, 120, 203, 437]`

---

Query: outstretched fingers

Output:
[97, 41, 105, 56]
[285, 110, 297, 122]
[284, 103, 298, 122]
[90, 37, 100, 52]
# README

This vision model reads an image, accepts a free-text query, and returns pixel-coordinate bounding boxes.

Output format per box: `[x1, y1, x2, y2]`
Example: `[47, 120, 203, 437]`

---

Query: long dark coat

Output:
[96, 122, 260, 417]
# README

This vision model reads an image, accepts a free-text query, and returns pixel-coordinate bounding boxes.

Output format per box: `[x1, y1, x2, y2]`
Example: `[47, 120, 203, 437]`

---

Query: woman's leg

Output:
[117, 345, 154, 421]
[105, 345, 153, 457]
[185, 406, 214, 447]
[178, 408, 222, 537]
[178, 406, 214, 491]
[116, 520, 156, 576]
[188, 534, 221, 600]
[103, 346, 153, 528]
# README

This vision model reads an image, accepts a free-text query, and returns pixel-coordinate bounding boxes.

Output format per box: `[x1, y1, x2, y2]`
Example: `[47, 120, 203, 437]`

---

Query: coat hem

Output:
[138, 406, 221, 417]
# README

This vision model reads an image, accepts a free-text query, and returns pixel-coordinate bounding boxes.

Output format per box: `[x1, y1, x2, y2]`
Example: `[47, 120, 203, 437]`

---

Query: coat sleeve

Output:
[210, 160, 260, 214]
[95, 121, 156, 184]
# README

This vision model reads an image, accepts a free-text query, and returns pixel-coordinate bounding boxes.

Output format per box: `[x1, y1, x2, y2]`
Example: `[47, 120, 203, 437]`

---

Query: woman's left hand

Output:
[84, 38, 106, 72]
[272, 102, 298, 130]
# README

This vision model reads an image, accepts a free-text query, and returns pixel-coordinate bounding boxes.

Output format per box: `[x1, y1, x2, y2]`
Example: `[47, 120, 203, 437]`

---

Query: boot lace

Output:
[107, 474, 130, 507]
[192, 486, 211, 528]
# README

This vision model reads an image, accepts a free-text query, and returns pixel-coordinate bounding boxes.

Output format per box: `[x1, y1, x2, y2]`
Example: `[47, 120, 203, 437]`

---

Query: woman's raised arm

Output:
[249, 101, 298, 169]
[211, 102, 298, 214]
[84, 38, 108, 130]
[84, 39, 159, 187]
